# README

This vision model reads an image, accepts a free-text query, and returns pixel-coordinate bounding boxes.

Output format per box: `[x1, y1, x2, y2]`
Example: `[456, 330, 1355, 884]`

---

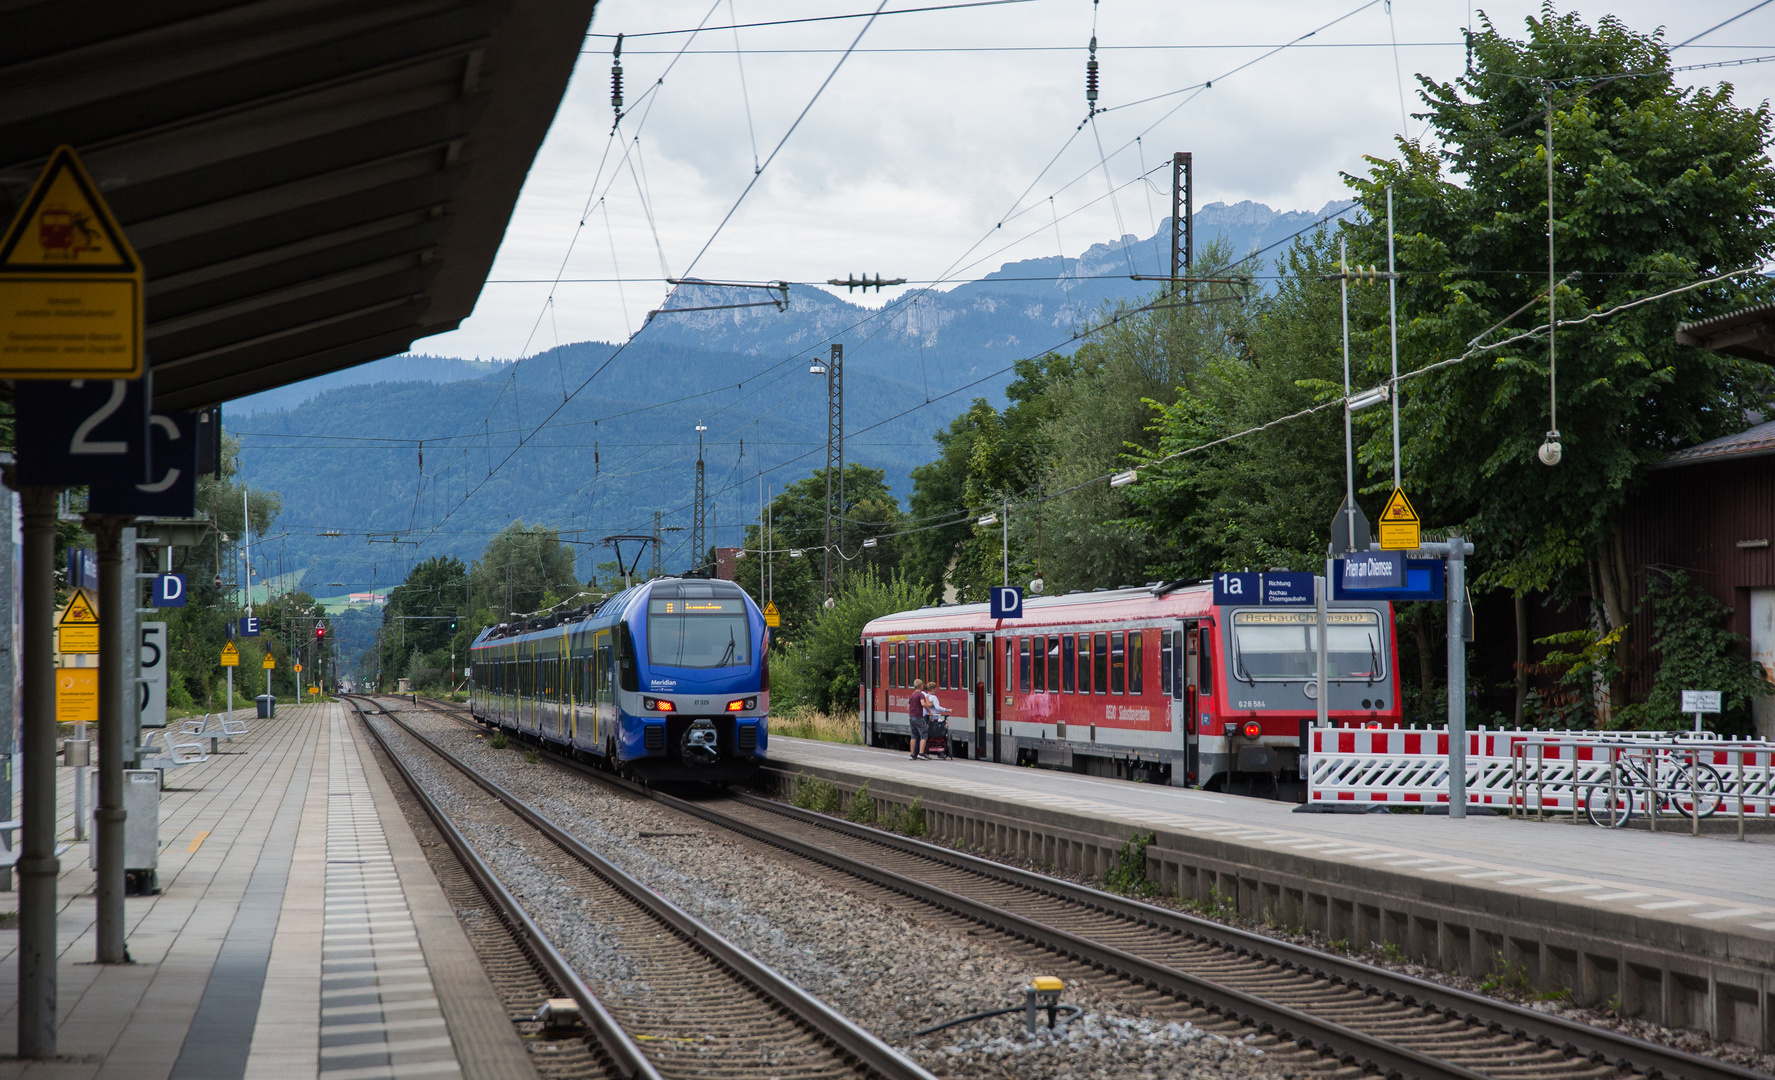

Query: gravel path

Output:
[368, 705, 1300, 1080]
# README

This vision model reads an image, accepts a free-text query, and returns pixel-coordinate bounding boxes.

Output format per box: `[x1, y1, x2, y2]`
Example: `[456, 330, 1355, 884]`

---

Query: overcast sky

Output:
[414, 0, 1775, 361]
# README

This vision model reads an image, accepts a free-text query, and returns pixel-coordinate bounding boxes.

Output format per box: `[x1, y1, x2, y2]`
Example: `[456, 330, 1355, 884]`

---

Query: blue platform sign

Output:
[1212, 572, 1258, 606]
[990, 586, 1024, 619]
[67, 548, 98, 591]
[1261, 572, 1315, 606]
[1332, 558, 1445, 602]
[239, 616, 260, 637]
[1341, 551, 1404, 589]
[153, 573, 187, 607]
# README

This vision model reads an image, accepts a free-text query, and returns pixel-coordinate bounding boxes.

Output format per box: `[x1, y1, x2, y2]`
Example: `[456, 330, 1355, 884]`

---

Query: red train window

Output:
[1110, 632, 1126, 694]
[1128, 631, 1144, 695]
[1093, 633, 1109, 693]
[1019, 637, 1032, 692]
[1046, 636, 1061, 692]
[951, 638, 962, 689]
[1062, 635, 1076, 692]
[1032, 636, 1046, 692]
[938, 640, 949, 689]
[1077, 634, 1091, 694]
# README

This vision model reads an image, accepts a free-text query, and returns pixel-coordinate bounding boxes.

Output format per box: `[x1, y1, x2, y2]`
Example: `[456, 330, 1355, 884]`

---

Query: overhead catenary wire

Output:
[407, 1, 893, 546]
[585, 0, 1040, 39]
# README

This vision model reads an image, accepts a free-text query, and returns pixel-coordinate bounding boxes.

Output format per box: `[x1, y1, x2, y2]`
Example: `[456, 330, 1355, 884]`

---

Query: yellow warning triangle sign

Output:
[59, 588, 98, 625]
[221, 641, 239, 658]
[1380, 486, 1419, 523]
[0, 147, 139, 273]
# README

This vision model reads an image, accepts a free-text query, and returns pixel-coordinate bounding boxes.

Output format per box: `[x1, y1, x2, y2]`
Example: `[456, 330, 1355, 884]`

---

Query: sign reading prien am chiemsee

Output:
[0, 146, 143, 378]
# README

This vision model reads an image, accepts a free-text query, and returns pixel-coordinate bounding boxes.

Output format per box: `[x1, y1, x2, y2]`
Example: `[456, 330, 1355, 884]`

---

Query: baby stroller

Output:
[924, 706, 955, 760]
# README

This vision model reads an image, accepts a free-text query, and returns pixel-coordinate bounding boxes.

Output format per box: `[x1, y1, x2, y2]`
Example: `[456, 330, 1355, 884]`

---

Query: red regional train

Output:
[859, 581, 1403, 796]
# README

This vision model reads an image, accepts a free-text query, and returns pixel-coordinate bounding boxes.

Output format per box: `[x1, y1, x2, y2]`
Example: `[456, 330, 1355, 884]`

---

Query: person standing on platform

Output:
[908, 679, 931, 759]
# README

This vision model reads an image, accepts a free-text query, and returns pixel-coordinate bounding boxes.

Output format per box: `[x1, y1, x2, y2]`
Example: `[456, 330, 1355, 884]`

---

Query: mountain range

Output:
[233, 200, 1352, 598]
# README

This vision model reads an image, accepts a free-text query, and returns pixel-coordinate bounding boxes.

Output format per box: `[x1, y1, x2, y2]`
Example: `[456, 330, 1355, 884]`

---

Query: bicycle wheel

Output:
[1584, 783, 1633, 828]
[1662, 761, 1727, 819]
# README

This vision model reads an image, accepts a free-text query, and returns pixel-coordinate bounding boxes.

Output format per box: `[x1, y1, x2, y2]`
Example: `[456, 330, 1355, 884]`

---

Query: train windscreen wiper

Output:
[1231, 636, 1255, 686]
[1367, 633, 1379, 686]
[718, 628, 737, 668]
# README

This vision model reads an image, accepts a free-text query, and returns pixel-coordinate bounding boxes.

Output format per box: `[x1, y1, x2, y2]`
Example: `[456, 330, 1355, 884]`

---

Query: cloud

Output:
[416, 0, 1775, 361]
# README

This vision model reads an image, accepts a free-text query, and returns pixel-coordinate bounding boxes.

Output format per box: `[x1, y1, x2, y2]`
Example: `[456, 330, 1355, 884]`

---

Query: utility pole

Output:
[1171, 152, 1193, 293]
[819, 344, 843, 602]
[1387, 185, 1401, 490]
[651, 511, 662, 580]
[691, 424, 708, 576]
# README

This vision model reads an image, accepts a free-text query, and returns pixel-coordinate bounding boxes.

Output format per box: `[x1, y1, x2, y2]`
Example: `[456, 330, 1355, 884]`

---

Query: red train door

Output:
[1182, 620, 1202, 784]
[863, 641, 878, 743]
[972, 634, 989, 761]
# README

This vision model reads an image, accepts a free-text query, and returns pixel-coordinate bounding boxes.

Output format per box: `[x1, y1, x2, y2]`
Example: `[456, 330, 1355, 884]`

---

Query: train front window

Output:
[1230, 611, 1384, 681]
[647, 597, 751, 668]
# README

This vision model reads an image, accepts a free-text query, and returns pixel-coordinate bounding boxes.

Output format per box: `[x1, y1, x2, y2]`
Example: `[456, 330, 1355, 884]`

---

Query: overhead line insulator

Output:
[1085, 35, 1100, 113]
[611, 33, 624, 115]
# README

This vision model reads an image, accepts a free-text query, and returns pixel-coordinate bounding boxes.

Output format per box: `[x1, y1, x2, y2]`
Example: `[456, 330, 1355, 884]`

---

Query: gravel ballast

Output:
[366, 706, 1299, 1080]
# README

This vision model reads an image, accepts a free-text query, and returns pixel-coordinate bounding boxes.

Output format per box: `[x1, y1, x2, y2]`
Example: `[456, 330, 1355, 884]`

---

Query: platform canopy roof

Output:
[0, 0, 598, 411]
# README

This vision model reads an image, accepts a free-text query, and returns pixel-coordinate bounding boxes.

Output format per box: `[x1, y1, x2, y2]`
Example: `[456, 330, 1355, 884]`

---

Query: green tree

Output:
[1347, 8, 1775, 711]
[770, 570, 932, 714]
[379, 555, 468, 687]
[1034, 245, 1248, 593]
[732, 465, 904, 640]
[162, 435, 282, 708]
[1614, 570, 1773, 732]
[469, 522, 583, 620]
[903, 356, 1064, 602]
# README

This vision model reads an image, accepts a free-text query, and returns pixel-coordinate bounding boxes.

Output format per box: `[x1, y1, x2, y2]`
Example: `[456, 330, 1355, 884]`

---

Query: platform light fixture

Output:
[1346, 384, 1390, 411]
[810, 362, 827, 375]
[790, 548, 803, 558]
[977, 512, 998, 526]
[1109, 469, 1139, 488]
[862, 537, 877, 548]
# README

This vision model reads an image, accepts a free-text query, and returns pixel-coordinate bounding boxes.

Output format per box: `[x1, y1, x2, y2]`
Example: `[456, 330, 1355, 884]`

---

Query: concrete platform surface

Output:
[773, 738, 1775, 935]
[0, 702, 535, 1080]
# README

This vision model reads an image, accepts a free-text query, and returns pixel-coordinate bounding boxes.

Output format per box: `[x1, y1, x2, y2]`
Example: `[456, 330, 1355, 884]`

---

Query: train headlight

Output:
[726, 697, 756, 712]
[1242, 721, 1262, 739]
[643, 697, 675, 712]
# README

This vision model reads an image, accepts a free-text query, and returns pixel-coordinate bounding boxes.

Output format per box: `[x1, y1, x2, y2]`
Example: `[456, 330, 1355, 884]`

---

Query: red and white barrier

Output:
[1306, 727, 1775, 812]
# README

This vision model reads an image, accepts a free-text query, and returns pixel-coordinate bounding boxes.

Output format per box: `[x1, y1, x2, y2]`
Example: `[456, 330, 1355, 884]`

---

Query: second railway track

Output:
[344, 696, 933, 1080]
[396, 694, 1767, 1080]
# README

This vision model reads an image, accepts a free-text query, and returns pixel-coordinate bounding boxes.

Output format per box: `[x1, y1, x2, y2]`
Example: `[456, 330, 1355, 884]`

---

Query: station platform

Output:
[0, 701, 533, 1080]
[767, 737, 1775, 1047]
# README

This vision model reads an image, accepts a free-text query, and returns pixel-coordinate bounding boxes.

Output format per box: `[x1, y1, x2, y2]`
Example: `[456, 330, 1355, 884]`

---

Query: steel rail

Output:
[358, 699, 938, 1080]
[618, 782, 1490, 1080]
[419, 697, 1761, 1080]
[343, 697, 661, 1080]
[719, 792, 1767, 1080]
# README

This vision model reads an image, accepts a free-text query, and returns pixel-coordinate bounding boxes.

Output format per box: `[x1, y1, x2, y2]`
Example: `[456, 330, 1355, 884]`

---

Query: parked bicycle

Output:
[1580, 745, 1726, 828]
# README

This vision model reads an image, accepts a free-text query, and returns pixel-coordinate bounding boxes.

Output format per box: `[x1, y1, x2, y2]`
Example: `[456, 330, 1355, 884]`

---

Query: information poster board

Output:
[139, 622, 167, 729]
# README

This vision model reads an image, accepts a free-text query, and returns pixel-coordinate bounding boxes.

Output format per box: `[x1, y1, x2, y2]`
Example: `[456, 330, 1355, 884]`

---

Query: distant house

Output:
[1621, 419, 1775, 738]
[714, 548, 743, 581]
[1613, 305, 1775, 737]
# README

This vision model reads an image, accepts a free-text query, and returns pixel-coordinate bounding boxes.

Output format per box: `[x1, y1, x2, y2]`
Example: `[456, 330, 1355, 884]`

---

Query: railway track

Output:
[401, 694, 1766, 1080]
[343, 696, 934, 1080]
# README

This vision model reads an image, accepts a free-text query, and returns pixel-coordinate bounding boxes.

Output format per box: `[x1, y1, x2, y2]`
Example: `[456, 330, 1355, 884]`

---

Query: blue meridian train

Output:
[468, 577, 769, 783]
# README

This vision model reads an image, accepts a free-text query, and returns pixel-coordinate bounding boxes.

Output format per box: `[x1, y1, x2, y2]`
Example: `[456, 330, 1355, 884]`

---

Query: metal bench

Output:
[140, 727, 210, 783]
[181, 712, 247, 753]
